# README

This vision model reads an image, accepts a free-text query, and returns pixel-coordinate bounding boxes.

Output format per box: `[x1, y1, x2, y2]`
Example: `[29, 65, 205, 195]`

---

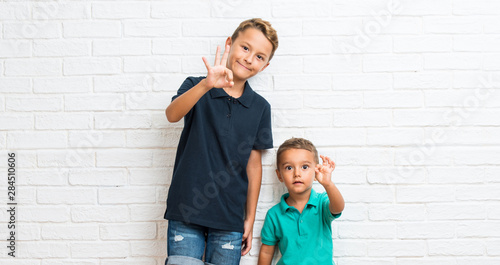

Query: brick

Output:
[424, 53, 481, 70]
[367, 240, 425, 256]
[364, 91, 423, 108]
[487, 240, 500, 255]
[334, 110, 392, 127]
[4, 21, 61, 39]
[65, 94, 123, 111]
[71, 242, 129, 258]
[17, 242, 70, 258]
[19, 206, 69, 222]
[0, 3, 30, 19]
[332, 73, 392, 90]
[127, 130, 180, 148]
[210, 1, 271, 18]
[182, 20, 241, 37]
[99, 187, 156, 204]
[281, 37, 333, 55]
[458, 259, 500, 265]
[338, 203, 367, 221]
[34, 77, 91, 93]
[367, 128, 424, 146]
[0, 78, 31, 93]
[304, 55, 361, 73]
[394, 36, 451, 53]
[130, 205, 165, 221]
[274, 110, 332, 128]
[153, 38, 210, 55]
[35, 113, 92, 129]
[97, 149, 153, 167]
[333, 240, 367, 256]
[130, 240, 167, 257]
[69, 168, 127, 186]
[341, 186, 393, 203]
[383, 17, 422, 34]
[42, 261, 97, 265]
[5, 58, 61, 76]
[397, 258, 456, 265]
[453, 148, 500, 166]
[18, 169, 67, 186]
[333, 167, 366, 184]
[484, 54, 500, 70]
[6, 95, 62, 111]
[64, 21, 121, 38]
[336, 259, 394, 265]
[37, 150, 94, 168]
[94, 75, 151, 92]
[129, 168, 171, 185]
[64, 58, 121, 75]
[428, 240, 484, 256]
[369, 204, 425, 221]
[397, 222, 455, 239]
[38, 187, 97, 204]
[274, 74, 332, 90]
[261, 56, 302, 74]
[305, 128, 366, 146]
[0, 114, 33, 130]
[456, 185, 500, 200]
[7, 131, 66, 149]
[394, 72, 451, 90]
[424, 17, 482, 34]
[452, 71, 500, 89]
[331, 0, 395, 17]
[94, 113, 151, 129]
[363, 54, 422, 72]
[427, 203, 486, 220]
[303, 92, 362, 109]
[398, 0, 451, 15]
[126, 93, 171, 110]
[336, 148, 393, 166]
[100, 223, 156, 240]
[338, 223, 395, 239]
[68, 131, 125, 148]
[92, 2, 149, 18]
[303, 19, 363, 35]
[152, 1, 210, 18]
[125, 20, 181, 37]
[71, 206, 129, 222]
[485, 168, 500, 183]
[427, 166, 484, 184]
[484, 18, 500, 33]
[17, 223, 41, 241]
[0, 40, 31, 57]
[33, 39, 90, 57]
[455, 35, 500, 52]
[367, 167, 426, 184]
[33, 2, 88, 19]
[124, 56, 181, 73]
[393, 110, 449, 126]
[41, 224, 98, 240]
[394, 146, 453, 166]
[397, 186, 455, 203]
[100, 258, 156, 265]
[272, 0, 331, 17]
[424, 89, 500, 107]
[453, 0, 500, 15]
[93, 39, 151, 56]
[458, 221, 500, 238]
[271, 20, 302, 37]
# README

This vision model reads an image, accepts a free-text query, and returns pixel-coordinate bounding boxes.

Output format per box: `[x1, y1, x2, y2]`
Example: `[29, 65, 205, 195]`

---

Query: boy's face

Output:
[225, 27, 273, 82]
[276, 148, 317, 196]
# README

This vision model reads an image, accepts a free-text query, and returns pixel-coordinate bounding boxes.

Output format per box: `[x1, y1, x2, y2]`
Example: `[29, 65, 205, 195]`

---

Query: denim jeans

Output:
[166, 220, 243, 265]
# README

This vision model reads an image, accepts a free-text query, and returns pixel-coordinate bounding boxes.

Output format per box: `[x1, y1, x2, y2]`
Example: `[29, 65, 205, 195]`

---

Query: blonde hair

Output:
[276, 137, 319, 168]
[231, 18, 279, 61]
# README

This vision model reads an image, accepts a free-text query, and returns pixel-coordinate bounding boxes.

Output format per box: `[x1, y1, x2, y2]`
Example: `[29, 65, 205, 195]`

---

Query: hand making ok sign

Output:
[202, 45, 234, 89]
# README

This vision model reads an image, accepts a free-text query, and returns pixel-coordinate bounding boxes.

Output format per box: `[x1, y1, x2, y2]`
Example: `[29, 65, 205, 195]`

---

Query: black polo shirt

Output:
[164, 76, 273, 232]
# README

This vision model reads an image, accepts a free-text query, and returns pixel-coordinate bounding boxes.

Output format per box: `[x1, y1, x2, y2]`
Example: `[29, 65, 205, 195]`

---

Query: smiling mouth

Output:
[237, 61, 251, 71]
[293, 181, 303, 185]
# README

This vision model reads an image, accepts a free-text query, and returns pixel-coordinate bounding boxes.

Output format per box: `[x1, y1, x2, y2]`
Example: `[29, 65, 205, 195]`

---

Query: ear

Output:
[259, 62, 270, 73]
[225, 37, 232, 47]
[275, 169, 284, 183]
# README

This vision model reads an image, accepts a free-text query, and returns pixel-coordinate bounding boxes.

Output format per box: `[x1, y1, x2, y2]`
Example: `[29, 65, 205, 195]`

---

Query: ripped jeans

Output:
[166, 220, 243, 265]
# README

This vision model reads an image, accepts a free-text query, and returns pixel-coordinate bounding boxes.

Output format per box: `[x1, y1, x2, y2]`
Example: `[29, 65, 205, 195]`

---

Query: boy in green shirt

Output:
[258, 138, 345, 265]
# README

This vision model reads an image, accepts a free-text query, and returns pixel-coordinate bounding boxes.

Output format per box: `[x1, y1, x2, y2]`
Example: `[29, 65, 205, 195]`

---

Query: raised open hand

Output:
[315, 155, 335, 187]
[202, 45, 234, 89]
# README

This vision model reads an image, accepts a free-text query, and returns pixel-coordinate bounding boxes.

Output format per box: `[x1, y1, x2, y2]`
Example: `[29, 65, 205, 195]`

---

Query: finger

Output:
[221, 44, 230, 66]
[202, 57, 211, 70]
[214, 46, 221, 66]
[241, 237, 251, 256]
[225, 69, 234, 86]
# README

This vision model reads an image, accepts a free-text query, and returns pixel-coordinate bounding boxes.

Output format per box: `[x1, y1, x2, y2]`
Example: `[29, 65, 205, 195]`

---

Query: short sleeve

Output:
[321, 193, 342, 224]
[253, 103, 273, 150]
[261, 211, 279, 246]
[172, 76, 202, 102]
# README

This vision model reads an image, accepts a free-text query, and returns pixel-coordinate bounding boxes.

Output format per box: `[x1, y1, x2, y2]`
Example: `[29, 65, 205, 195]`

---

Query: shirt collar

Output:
[279, 189, 320, 214]
[209, 81, 255, 108]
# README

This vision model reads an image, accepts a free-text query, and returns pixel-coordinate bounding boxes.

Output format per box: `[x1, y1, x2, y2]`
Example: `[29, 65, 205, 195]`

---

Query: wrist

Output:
[200, 78, 212, 91]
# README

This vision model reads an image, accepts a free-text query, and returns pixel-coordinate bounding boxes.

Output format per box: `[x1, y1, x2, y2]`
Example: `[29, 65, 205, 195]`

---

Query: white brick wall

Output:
[1, 0, 499, 264]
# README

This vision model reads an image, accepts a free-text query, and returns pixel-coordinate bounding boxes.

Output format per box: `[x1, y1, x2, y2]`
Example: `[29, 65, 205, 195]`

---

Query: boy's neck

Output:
[223, 79, 246, 98]
[286, 190, 311, 214]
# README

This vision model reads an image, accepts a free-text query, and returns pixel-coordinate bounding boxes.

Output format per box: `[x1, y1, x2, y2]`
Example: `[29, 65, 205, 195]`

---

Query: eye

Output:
[302, 165, 309, 170]
[257, 55, 263, 60]
[285, 166, 292, 170]
[242, 46, 249, 51]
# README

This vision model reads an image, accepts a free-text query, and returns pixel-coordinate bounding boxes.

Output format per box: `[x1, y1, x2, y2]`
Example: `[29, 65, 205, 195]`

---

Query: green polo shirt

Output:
[261, 189, 341, 265]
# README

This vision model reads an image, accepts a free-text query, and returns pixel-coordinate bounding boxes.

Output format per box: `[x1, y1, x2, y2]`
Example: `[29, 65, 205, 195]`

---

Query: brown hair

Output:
[276, 137, 319, 168]
[231, 18, 279, 61]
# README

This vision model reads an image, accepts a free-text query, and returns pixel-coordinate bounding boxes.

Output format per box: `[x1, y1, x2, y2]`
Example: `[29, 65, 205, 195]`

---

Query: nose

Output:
[244, 54, 253, 64]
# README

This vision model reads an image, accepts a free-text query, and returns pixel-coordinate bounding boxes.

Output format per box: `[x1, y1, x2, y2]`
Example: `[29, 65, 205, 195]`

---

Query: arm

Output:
[165, 45, 234, 122]
[258, 244, 275, 265]
[241, 149, 263, 256]
[315, 155, 345, 214]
